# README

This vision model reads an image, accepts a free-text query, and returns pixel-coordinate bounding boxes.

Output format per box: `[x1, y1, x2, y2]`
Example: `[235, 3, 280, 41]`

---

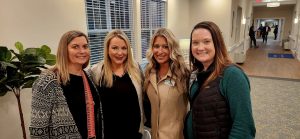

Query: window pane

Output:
[141, 0, 166, 58]
[85, 0, 135, 64]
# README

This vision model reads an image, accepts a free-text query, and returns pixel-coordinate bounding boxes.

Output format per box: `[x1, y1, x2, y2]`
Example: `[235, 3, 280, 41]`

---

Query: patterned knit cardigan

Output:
[29, 69, 104, 139]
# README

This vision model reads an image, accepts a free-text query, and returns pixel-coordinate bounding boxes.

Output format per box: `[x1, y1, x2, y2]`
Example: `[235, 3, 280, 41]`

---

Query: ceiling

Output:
[252, 0, 297, 7]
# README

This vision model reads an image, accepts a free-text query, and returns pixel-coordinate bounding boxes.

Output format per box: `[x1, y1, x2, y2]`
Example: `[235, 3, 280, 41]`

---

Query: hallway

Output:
[239, 38, 300, 80]
[239, 38, 300, 138]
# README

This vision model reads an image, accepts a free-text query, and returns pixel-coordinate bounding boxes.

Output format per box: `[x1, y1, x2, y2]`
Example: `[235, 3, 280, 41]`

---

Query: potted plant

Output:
[0, 42, 56, 139]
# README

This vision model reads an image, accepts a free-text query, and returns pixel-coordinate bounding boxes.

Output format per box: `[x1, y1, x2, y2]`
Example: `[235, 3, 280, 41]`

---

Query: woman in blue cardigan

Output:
[185, 21, 256, 139]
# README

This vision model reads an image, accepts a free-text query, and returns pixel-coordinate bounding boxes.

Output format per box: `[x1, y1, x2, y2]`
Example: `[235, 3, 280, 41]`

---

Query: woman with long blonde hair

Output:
[89, 29, 144, 139]
[144, 28, 190, 139]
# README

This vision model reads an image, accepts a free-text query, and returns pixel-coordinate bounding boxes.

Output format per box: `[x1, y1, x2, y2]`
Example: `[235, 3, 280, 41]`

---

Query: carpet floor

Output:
[249, 76, 300, 139]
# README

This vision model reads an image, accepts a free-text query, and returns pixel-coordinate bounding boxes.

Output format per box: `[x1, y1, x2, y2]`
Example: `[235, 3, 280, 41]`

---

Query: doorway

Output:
[255, 18, 284, 41]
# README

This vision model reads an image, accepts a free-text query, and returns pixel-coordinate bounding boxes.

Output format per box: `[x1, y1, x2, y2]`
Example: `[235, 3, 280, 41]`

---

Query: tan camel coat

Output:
[146, 69, 188, 139]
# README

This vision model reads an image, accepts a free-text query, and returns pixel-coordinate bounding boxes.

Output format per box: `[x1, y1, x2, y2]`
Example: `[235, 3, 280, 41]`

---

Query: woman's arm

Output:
[29, 71, 56, 139]
[220, 66, 256, 139]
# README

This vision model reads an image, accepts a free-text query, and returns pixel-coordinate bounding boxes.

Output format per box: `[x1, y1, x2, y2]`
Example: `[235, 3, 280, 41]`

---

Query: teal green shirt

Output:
[220, 66, 256, 139]
[186, 66, 256, 139]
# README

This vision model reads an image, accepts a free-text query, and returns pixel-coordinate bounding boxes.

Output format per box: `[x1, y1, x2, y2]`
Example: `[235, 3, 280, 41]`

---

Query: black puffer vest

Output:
[192, 77, 232, 139]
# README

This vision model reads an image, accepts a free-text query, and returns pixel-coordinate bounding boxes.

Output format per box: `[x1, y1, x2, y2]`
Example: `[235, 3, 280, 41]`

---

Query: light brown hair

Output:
[53, 30, 89, 85]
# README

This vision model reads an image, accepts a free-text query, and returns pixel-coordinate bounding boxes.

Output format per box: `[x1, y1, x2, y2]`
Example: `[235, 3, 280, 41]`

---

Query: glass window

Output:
[141, 0, 166, 58]
[85, 0, 166, 64]
[85, 0, 134, 65]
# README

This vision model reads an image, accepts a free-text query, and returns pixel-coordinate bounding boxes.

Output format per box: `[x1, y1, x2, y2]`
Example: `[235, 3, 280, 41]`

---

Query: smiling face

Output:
[152, 36, 170, 66]
[67, 36, 90, 69]
[108, 37, 128, 67]
[191, 28, 215, 69]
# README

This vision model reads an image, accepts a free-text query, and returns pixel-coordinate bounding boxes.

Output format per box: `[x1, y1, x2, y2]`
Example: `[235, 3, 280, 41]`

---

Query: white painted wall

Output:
[189, 0, 232, 48]
[167, 0, 190, 39]
[239, 0, 249, 43]
[0, 0, 87, 138]
[244, 0, 253, 53]
[230, 0, 249, 46]
[0, 89, 32, 139]
[291, 0, 300, 60]
[297, 0, 300, 60]
[229, 0, 253, 63]
[0, 0, 87, 53]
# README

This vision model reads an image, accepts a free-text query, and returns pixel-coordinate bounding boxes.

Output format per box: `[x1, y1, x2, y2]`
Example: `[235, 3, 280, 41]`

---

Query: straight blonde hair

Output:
[101, 29, 142, 87]
[52, 30, 89, 85]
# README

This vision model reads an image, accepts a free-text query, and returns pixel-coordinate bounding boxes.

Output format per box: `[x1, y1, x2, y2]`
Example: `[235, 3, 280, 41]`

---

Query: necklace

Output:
[113, 71, 126, 77]
[112, 66, 125, 77]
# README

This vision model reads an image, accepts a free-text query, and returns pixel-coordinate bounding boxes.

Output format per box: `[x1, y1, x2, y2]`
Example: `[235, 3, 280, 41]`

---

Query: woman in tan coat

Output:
[144, 28, 190, 139]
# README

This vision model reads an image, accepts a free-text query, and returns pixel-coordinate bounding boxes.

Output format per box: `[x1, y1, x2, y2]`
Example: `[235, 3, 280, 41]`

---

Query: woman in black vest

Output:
[184, 21, 256, 139]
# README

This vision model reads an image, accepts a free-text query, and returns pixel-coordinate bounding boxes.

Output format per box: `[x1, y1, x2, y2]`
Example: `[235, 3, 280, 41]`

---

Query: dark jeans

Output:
[262, 34, 268, 43]
[250, 36, 257, 47]
[274, 33, 277, 40]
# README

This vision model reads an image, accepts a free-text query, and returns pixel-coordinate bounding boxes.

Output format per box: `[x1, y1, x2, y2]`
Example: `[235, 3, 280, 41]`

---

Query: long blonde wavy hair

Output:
[101, 29, 142, 88]
[144, 28, 190, 92]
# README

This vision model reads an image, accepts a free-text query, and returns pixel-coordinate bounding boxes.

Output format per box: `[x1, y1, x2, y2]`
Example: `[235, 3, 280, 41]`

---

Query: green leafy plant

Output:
[0, 42, 56, 139]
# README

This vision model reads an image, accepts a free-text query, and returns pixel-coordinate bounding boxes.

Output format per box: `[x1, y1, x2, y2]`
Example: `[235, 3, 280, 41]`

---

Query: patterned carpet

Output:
[249, 76, 300, 139]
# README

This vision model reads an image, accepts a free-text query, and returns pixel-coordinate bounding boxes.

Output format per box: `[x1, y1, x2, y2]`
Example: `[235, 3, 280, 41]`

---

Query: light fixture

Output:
[294, 17, 298, 24]
[267, 2, 280, 7]
[242, 18, 246, 24]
